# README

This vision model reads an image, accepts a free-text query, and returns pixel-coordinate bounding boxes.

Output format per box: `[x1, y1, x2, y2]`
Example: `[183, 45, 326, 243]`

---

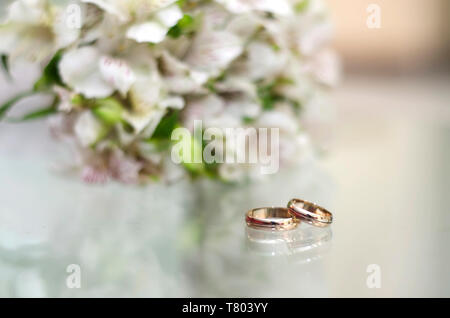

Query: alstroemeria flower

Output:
[215, 0, 292, 16]
[108, 149, 143, 184]
[159, 51, 208, 94]
[99, 56, 137, 96]
[82, 0, 177, 22]
[304, 48, 341, 87]
[214, 76, 257, 99]
[298, 21, 333, 56]
[128, 57, 162, 114]
[0, 0, 339, 183]
[83, 0, 183, 44]
[185, 30, 243, 76]
[59, 46, 135, 98]
[235, 41, 287, 81]
[126, 4, 183, 43]
[124, 88, 185, 138]
[256, 110, 299, 135]
[0, 0, 79, 62]
[182, 95, 241, 130]
[53, 86, 76, 112]
[74, 110, 104, 147]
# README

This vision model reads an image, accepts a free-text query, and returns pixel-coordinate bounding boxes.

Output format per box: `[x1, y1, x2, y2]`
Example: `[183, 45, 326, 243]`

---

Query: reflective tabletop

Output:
[1, 72, 449, 297]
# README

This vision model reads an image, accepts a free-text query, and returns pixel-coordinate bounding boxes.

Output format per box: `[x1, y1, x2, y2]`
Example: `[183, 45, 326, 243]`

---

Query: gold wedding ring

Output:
[246, 207, 298, 231]
[287, 198, 333, 226]
[246, 200, 332, 231]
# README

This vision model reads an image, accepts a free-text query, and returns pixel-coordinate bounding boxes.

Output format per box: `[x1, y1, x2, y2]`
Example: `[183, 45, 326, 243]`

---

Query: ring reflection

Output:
[246, 221, 332, 263]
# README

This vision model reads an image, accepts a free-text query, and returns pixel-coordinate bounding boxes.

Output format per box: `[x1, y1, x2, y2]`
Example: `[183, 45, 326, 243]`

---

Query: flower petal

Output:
[82, 0, 128, 22]
[99, 56, 136, 96]
[185, 30, 243, 75]
[245, 41, 287, 80]
[74, 111, 104, 147]
[155, 4, 183, 28]
[109, 149, 142, 184]
[216, 0, 292, 16]
[126, 22, 168, 43]
[122, 109, 166, 135]
[159, 96, 185, 109]
[7, 0, 47, 24]
[52, 8, 80, 49]
[59, 47, 114, 98]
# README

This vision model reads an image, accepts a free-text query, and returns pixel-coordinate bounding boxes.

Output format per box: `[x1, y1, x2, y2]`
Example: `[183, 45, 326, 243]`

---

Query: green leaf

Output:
[205, 72, 225, 93]
[1, 54, 11, 80]
[167, 14, 195, 38]
[92, 97, 124, 125]
[7, 106, 57, 122]
[0, 91, 34, 120]
[256, 78, 295, 111]
[151, 110, 180, 140]
[71, 94, 84, 106]
[33, 50, 64, 92]
[181, 136, 205, 175]
[257, 83, 281, 110]
[146, 139, 171, 152]
[242, 116, 255, 124]
[176, 0, 187, 8]
[295, 0, 310, 13]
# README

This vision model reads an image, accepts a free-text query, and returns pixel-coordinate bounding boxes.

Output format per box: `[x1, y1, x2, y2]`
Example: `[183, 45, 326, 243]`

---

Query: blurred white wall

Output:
[326, 0, 450, 71]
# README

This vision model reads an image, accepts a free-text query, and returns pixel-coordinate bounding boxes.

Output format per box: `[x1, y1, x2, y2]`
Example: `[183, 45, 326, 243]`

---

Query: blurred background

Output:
[321, 0, 450, 296]
[328, 0, 449, 72]
[0, 0, 449, 297]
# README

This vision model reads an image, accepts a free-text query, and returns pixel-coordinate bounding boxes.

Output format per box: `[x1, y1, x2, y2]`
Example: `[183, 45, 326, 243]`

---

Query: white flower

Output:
[299, 21, 333, 56]
[74, 111, 104, 147]
[102, 46, 175, 138]
[216, 0, 292, 16]
[185, 30, 243, 76]
[129, 70, 161, 112]
[304, 49, 341, 87]
[59, 47, 135, 98]
[277, 55, 314, 102]
[182, 95, 225, 131]
[225, 96, 261, 120]
[0, 0, 338, 183]
[59, 47, 112, 98]
[256, 110, 299, 134]
[99, 56, 136, 96]
[109, 149, 143, 183]
[8, 0, 47, 24]
[241, 41, 287, 80]
[0, 0, 79, 62]
[122, 109, 166, 137]
[48, 113, 77, 139]
[81, 165, 109, 184]
[159, 51, 208, 94]
[126, 4, 182, 43]
[156, 4, 183, 27]
[82, 0, 177, 22]
[159, 96, 185, 109]
[214, 76, 257, 99]
[53, 86, 75, 112]
[225, 13, 261, 40]
[126, 22, 168, 44]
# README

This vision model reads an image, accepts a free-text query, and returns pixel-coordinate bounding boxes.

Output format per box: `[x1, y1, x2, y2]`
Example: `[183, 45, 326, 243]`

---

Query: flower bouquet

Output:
[0, 0, 339, 183]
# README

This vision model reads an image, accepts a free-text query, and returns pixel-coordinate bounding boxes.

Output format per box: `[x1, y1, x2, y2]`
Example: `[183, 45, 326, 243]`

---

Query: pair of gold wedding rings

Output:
[246, 199, 333, 230]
